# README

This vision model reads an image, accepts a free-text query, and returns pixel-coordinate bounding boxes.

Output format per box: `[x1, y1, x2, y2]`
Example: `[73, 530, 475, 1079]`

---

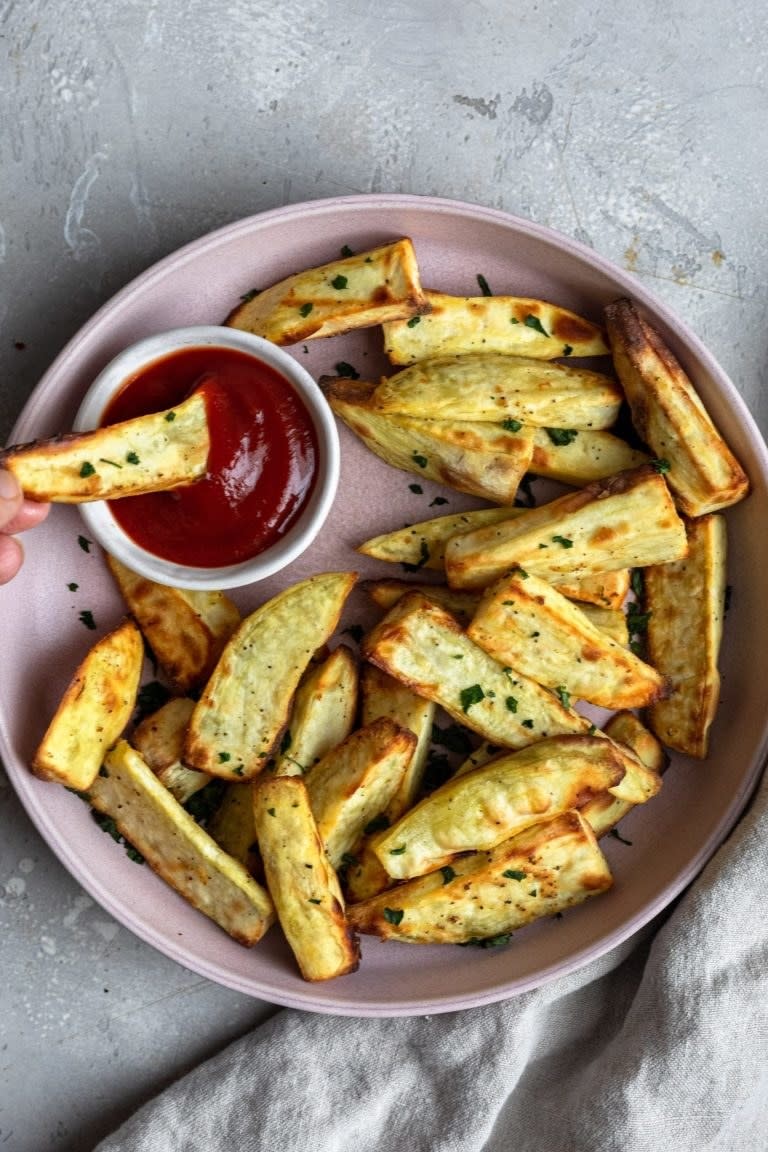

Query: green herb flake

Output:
[588, 723, 597, 736]
[67, 582, 79, 592]
[631, 569, 644, 599]
[389, 845, 407, 856]
[440, 865, 457, 885]
[165, 411, 176, 422]
[340, 244, 354, 257]
[505, 696, 518, 713]
[552, 535, 574, 549]
[79, 609, 97, 630]
[409, 483, 424, 494]
[430, 496, 449, 507]
[545, 428, 579, 446]
[232, 764, 245, 777]
[239, 288, 261, 302]
[331, 274, 348, 290]
[627, 602, 651, 634]
[503, 868, 526, 881]
[510, 316, 520, 324]
[476, 273, 493, 297]
[514, 566, 529, 579]
[521, 718, 534, 729]
[335, 360, 360, 379]
[79, 461, 96, 478]
[555, 685, 571, 709]
[267, 807, 277, 817]
[77, 534, 92, 553]
[451, 653, 464, 660]
[501, 417, 523, 432]
[125, 451, 140, 465]
[461, 933, 512, 949]
[524, 314, 550, 337]
[562, 344, 574, 356]
[218, 751, 232, 763]
[651, 457, 671, 474]
[383, 907, 404, 926]
[308, 897, 322, 905]
[412, 452, 428, 469]
[299, 302, 314, 317]
[460, 683, 485, 713]
[407, 315, 421, 328]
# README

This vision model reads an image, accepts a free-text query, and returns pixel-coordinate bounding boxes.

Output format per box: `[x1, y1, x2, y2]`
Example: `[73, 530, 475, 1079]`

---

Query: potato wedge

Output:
[253, 775, 359, 981]
[445, 465, 688, 591]
[107, 555, 240, 693]
[225, 238, 428, 345]
[374, 734, 624, 879]
[382, 291, 609, 365]
[90, 740, 274, 945]
[370, 354, 622, 429]
[184, 572, 357, 780]
[554, 569, 631, 611]
[1, 391, 209, 503]
[577, 603, 629, 646]
[452, 740, 501, 779]
[322, 377, 536, 503]
[467, 568, 667, 709]
[362, 592, 590, 750]
[305, 717, 416, 869]
[33, 618, 143, 791]
[646, 514, 726, 757]
[363, 578, 481, 624]
[530, 427, 649, 486]
[272, 646, 359, 777]
[131, 696, 211, 803]
[349, 810, 612, 943]
[582, 711, 667, 837]
[360, 665, 435, 819]
[605, 298, 749, 516]
[206, 783, 260, 873]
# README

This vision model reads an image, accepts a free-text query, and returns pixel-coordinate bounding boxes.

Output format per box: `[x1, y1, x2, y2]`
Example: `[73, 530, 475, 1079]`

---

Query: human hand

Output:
[0, 470, 50, 584]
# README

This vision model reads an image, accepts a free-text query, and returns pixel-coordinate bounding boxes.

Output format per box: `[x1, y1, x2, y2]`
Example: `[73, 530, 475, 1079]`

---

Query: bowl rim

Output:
[72, 325, 340, 590]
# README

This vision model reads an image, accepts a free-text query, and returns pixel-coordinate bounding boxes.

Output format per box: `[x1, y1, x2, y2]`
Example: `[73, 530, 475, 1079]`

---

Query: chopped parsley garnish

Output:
[460, 683, 485, 713]
[451, 653, 464, 659]
[335, 360, 359, 379]
[461, 933, 512, 949]
[514, 566, 529, 579]
[98, 457, 122, 468]
[340, 244, 354, 257]
[165, 411, 176, 422]
[79, 609, 96, 630]
[631, 568, 644, 599]
[510, 316, 520, 324]
[308, 897, 322, 905]
[135, 680, 170, 720]
[364, 814, 390, 836]
[476, 273, 493, 296]
[407, 315, 421, 328]
[555, 685, 571, 709]
[440, 866, 457, 884]
[651, 457, 671, 474]
[562, 344, 574, 356]
[79, 461, 96, 478]
[430, 496, 449, 507]
[389, 845, 407, 855]
[267, 807, 277, 817]
[342, 624, 364, 644]
[67, 582, 78, 592]
[610, 827, 633, 846]
[239, 288, 260, 302]
[125, 451, 140, 465]
[218, 751, 232, 763]
[412, 452, 428, 469]
[588, 723, 597, 736]
[552, 535, 574, 548]
[503, 868, 526, 881]
[521, 718, 534, 729]
[627, 602, 651, 634]
[505, 696, 518, 713]
[299, 302, 314, 317]
[91, 810, 144, 865]
[524, 314, 549, 337]
[331, 274, 348, 290]
[401, 538, 430, 573]
[545, 428, 579, 446]
[231, 764, 245, 777]
[409, 483, 424, 494]
[78, 534, 92, 553]
[501, 417, 523, 432]
[383, 908, 404, 925]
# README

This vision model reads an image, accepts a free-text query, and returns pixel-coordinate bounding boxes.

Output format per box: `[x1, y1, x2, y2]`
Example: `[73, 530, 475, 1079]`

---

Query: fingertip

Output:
[0, 470, 23, 528]
[5, 499, 51, 534]
[0, 534, 23, 586]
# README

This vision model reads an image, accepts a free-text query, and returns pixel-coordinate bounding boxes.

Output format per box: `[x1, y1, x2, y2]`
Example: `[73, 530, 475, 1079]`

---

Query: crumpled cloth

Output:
[95, 768, 768, 1152]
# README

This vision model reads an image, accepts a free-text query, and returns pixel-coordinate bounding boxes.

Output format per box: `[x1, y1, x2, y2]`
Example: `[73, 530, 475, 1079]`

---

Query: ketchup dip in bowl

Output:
[73, 326, 339, 589]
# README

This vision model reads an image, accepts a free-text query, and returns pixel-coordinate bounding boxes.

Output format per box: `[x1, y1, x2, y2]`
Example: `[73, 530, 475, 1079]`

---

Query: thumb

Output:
[0, 470, 23, 529]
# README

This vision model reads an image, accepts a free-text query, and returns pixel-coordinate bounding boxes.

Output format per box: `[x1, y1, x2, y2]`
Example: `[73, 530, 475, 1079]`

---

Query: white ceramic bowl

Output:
[72, 326, 340, 589]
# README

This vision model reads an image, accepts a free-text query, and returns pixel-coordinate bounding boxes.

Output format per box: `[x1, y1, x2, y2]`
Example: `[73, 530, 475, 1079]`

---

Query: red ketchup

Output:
[102, 346, 318, 567]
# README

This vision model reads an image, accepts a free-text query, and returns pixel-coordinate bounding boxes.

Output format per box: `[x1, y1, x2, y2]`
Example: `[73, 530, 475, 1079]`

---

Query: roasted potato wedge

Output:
[206, 783, 260, 874]
[362, 592, 589, 750]
[605, 298, 749, 516]
[374, 734, 624, 879]
[253, 775, 359, 981]
[90, 740, 274, 945]
[305, 717, 416, 869]
[358, 506, 523, 571]
[349, 810, 612, 943]
[363, 578, 481, 624]
[107, 555, 240, 693]
[272, 646, 359, 777]
[554, 569, 631, 611]
[225, 238, 428, 345]
[131, 696, 210, 803]
[530, 427, 649, 486]
[445, 465, 688, 591]
[370, 354, 622, 429]
[582, 711, 667, 837]
[322, 376, 536, 503]
[360, 665, 435, 819]
[33, 618, 143, 791]
[382, 291, 609, 364]
[453, 740, 500, 779]
[184, 572, 356, 780]
[1, 391, 209, 502]
[467, 569, 667, 709]
[646, 514, 727, 757]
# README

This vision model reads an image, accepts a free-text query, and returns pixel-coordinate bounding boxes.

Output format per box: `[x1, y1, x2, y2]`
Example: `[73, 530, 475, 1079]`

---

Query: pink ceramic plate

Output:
[2, 195, 767, 1016]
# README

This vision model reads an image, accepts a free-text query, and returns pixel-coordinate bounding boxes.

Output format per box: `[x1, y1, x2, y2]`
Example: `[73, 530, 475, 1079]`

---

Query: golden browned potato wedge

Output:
[321, 377, 536, 503]
[305, 717, 416, 869]
[1, 391, 209, 503]
[131, 696, 211, 803]
[452, 740, 500, 779]
[362, 592, 589, 750]
[363, 578, 481, 623]
[206, 783, 260, 874]
[646, 514, 726, 757]
[184, 572, 357, 781]
[382, 291, 609, 365]
[605, 298, 749, 516]
[33, 618, 143, 791]
[445, 466, 688, 591]
[106, 555, 240, 693]
[577, 603, 629, 646]
[530, 427, 649, 486]
[370, 355, 622, 428]
[373, 734, 624, 879]
[90, 740, 274, 945]
[253, 775, 360, 981]
[272, 646, 359, 777]
[348, 810, 612, 943]
[554, 569, 631, 611]
[581, 711, 667, 837]
[467, 569, 667, 709]
[360, 665, 435, 818]
[225, 238, 428, 345]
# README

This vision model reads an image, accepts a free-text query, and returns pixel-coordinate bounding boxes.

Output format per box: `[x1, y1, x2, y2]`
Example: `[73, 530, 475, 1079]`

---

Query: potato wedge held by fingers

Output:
[382, 291, 609, 364]
[646, 514, 727, 758]
[272, 646, 359, 777]
[225, 238, 428, 345]
[582, 711, 667, 838]
[370, 354, 622, 429]
[254, 775, 360, 981]
[131, 696, 211, 804]
[373, 734, 625, 879]
[530, 427, 649, 486]
[605, 298, 749, 516]
[32, 618, 143, 791]
[467, 569, 667, 709]
[1, 391, 209, 502]
[90, 740, 273, 945]
[184, 572, 357, 781]
[322, 376, 536, 503]
[348, 810, 612, 944]
[445, 465, 688, 591]
[305, 717, 416, 869]
[107, 555, 240, 693]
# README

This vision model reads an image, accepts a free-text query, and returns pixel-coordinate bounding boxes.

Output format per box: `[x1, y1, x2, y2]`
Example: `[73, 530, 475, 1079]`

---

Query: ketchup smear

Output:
[103, 346, 319, 567]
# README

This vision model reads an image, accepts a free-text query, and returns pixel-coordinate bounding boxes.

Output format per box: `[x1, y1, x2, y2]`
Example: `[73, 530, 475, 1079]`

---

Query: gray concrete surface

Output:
[1, 2, 767, 1148]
